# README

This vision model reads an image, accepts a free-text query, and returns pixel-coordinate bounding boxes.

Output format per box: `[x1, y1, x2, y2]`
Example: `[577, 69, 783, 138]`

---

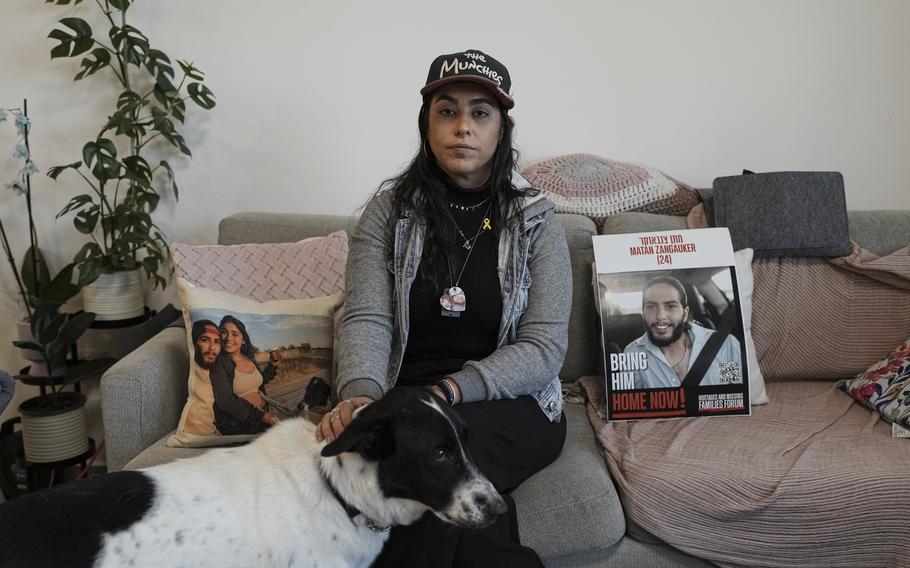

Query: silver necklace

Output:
[448, 196, 491, 212]
[440, 203, 493, 318]
[445, 202, 490, 250]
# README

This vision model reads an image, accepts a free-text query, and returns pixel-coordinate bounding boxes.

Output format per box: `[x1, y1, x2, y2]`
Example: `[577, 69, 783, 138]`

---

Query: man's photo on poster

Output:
[598, 267, 745, 390]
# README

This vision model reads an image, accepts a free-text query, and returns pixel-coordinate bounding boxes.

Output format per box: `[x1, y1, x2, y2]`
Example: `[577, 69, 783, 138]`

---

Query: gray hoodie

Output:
[336, 173, 571, 421]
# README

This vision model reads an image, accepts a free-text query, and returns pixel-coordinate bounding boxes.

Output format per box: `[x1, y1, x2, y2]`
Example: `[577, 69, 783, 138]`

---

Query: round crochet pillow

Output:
[521, 154, 684, 220]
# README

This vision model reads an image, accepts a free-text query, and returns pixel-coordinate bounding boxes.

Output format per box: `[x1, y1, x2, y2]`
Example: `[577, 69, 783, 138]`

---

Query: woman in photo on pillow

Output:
[316, 50, 571, 566]
[210, 315, 279, 435]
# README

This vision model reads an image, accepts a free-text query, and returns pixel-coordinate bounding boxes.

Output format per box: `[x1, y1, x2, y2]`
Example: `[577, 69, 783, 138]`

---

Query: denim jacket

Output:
[337, 173, 571, 421]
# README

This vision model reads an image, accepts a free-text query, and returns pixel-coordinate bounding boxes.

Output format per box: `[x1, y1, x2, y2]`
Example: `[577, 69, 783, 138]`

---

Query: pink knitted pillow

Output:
[171, 231, 348, 302]
[521, 154, 685, 221]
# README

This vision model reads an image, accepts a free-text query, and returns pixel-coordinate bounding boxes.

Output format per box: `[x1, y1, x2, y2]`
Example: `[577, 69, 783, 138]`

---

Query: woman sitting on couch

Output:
[316, 49, 572, 566]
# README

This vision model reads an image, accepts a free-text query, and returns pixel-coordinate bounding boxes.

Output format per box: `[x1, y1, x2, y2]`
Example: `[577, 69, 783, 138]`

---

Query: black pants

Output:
[372, 394, 567, 567]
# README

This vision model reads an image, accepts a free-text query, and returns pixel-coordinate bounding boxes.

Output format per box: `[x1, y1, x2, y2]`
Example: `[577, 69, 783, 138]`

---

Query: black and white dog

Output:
[0, 389, 506, 568]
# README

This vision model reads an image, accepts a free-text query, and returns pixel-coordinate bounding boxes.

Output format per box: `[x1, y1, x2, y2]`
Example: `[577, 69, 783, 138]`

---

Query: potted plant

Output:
[1, 102, 82, 376]
[46, 0, 216, 321]
[12, 302, 111, 464]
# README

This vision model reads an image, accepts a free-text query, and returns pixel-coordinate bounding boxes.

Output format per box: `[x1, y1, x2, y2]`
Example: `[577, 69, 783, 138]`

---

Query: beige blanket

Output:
[575, 376, 910, 568]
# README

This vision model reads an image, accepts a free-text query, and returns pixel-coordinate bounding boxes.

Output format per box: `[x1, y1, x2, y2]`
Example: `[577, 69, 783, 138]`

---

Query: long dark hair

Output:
[219, 315, 257, 360]
[377, 97, 538, 290]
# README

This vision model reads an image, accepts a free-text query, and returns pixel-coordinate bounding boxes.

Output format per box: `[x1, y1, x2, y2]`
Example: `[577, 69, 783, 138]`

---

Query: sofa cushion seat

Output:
[125, 401, 626, 561]
[586, 379, 910, 568]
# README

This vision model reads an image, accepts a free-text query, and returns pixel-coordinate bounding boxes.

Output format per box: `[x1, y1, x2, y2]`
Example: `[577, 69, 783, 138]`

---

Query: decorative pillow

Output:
[521, 154, 686, 221]
[837, 338, 910, 429]
[734, 248, 769, 405]
[630, 178, 702, 216]
[168, 279, 344, 448]
[686, 202, 710, 229]
[751, 244, 910, 381]
[713, 171, 851, 258]
[172, 231, 348, 303]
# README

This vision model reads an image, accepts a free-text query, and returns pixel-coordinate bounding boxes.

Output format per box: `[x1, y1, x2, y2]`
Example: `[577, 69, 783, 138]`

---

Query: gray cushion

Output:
[713, 171, 851, 257]
[557, 214, 600, 381]
[848, 210, 910, 256]
[218, 212, 358, 245]
[514, 403, 625, 559]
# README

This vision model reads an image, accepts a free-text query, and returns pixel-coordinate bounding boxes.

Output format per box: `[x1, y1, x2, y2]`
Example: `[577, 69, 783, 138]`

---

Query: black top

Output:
[400, 179, 502, 385]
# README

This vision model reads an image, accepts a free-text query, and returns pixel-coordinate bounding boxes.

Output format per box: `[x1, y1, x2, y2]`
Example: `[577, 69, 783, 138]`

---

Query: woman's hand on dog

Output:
[316, 397, 374, 442]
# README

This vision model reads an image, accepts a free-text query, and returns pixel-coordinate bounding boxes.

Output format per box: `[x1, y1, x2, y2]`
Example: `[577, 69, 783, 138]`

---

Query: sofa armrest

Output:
[101, 326, 189, 472]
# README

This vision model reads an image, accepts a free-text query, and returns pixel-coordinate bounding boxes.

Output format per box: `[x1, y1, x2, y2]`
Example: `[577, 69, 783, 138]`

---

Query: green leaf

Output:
[13, 340, 45, 354]
[48, 18, 94, 59]
[20, 246, 52, 301]
[75, 47, 110, 81]
[77, 258, 103, 286]
[117, 90, 143, 111]
[122, 155, 153, 185]
[74, 206, 100, 234]
[39, 312, 68, 345]
[58, 193, 94, 218]
[45, 0, 85, 5]
[169, 97, 186, 124]
[145, 49, 174, 81]
[177, 59, 205, 81]
[108, 0, 132, 10]
[47, 161, 82, 181]
[82, 138, 120, 181]
[38, 282, 80, 306]
[73, 242, 102, 264]
[30, 303, 59, 342]
[109, 25, 149, 66]
[104, 109, 140, 138]
[187, 82, 216, 110]
[55, 312, 96, 352]
[158, 160, 178, 200]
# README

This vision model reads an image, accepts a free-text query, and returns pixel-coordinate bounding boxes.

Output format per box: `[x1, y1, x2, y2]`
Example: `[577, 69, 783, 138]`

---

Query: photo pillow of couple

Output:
[168, 280, 343, 448]
[167, 233, 348, 448]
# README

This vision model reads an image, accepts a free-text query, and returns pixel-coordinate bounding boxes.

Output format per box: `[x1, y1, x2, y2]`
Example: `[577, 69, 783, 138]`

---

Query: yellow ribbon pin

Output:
[482, 217, 492, 231]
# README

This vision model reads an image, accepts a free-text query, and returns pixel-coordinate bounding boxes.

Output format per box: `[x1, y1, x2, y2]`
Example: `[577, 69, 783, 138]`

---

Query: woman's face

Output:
[221, 322, 244, 355]
[427, 82, 503, 189]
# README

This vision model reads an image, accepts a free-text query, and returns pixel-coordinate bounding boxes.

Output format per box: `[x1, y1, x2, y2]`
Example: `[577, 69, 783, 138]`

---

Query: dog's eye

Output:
[434, 447, 449, 461]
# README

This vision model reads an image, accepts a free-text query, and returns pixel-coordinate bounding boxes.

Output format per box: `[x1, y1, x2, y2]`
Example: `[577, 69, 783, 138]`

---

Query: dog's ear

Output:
[321, 412, 394, 460]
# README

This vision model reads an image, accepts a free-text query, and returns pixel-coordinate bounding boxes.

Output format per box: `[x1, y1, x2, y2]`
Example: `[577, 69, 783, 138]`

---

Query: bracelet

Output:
[435, 379, 456, 406]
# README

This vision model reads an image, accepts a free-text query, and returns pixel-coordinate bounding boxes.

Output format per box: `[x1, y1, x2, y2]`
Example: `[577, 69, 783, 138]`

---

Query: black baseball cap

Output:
[420, 49, 514, 109]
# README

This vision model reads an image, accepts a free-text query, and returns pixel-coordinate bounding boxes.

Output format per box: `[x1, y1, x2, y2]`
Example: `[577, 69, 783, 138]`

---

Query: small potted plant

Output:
[46, 0, 216, 321]
[12, 301, 112, 464]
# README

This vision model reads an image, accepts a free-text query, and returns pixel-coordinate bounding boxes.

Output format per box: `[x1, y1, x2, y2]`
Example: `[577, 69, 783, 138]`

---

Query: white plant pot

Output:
[18, 392, 90, 464]
[82, 268, 145, 321]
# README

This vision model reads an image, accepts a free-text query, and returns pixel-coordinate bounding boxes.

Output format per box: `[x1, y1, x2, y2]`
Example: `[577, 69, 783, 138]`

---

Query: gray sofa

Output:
[100, 207, 908, 567]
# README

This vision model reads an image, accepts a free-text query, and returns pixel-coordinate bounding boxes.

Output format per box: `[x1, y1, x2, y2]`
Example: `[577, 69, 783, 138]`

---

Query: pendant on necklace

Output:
[462, 241, 472, 250]
[440, 286, 466, 318]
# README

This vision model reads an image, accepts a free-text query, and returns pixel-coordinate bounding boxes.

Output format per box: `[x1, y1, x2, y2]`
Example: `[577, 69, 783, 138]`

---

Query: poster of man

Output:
[593, 228, 751, 421]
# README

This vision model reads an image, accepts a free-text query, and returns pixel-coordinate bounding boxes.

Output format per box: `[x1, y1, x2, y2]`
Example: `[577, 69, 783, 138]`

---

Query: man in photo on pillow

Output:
[180, 320, 223, 436]
[624, 276, 742, 389]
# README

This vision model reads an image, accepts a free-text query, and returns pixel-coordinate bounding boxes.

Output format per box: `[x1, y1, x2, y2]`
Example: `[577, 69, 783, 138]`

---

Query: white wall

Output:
[1, 0, 909, 452]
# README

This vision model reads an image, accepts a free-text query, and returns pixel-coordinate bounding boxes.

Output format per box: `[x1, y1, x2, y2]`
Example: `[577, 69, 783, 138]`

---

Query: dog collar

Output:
[323, 472, 391, 533]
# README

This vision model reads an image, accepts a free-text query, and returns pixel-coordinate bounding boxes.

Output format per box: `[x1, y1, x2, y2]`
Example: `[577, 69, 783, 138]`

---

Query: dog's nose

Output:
[474, 491, 508, 517]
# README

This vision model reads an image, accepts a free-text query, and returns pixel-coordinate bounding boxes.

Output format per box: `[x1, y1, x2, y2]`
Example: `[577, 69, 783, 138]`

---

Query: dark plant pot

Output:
[18, 392, 89, 464]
